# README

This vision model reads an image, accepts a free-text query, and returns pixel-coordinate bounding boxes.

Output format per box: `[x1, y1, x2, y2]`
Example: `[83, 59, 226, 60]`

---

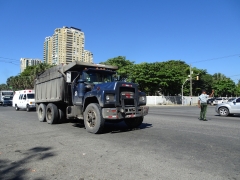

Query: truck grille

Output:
[119, 87, 135, 106]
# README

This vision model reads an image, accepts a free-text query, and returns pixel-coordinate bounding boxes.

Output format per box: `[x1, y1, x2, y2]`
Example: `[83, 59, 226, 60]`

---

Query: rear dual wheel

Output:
[37, 103, 63, 124]
[37, 103, 46, 122]
[15, 104, 19, 111]
[46, 103, 59, 124]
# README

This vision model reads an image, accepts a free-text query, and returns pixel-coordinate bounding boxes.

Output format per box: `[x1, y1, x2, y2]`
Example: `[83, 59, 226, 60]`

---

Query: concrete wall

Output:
[146, 96, 199, 105]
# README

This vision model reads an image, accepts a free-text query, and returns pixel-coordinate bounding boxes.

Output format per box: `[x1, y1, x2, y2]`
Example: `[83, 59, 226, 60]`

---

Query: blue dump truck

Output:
[35, 61, 149, 134]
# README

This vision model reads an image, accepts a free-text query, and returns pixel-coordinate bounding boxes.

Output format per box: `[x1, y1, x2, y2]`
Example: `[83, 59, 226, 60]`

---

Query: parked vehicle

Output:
[215, 97, 240, 116]
[35, 61, 149, 134]
[213, 97, 227, 105]
[207, 97, 216, 105]
[2, 97, 12, 106]
[227, 98, 236, 102]
[12, 91, 20, 108]
[0, 90, 13, 105]
[14, 90, 35, 111]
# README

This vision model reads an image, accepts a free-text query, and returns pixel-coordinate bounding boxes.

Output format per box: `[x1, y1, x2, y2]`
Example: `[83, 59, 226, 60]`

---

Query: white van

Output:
[12, 91, 20, 107]
[14, 90, 36, 111]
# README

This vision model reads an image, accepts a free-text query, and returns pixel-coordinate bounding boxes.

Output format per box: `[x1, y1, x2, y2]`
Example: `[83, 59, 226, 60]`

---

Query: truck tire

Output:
[15, 104, 19, 111]
[84, 103, 105, 134]
[46, 103, 59, 124]
[124, 117, 144, 129]
[38, 103, 46, 122]
[58, 108, 66, 123]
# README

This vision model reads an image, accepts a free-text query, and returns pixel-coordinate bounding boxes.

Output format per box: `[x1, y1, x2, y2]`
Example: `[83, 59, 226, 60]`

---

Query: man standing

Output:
[198, 89, 214, 121]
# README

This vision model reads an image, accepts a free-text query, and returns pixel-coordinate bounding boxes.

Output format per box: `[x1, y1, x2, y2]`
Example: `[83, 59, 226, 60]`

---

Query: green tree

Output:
[235, 80, 240, 96]
[192, 69, 213, 95]
[158, 60, 190, 96]
[130, 60, 190, 95]
[100, 56, 238, 97]
[0, 84, 9, 90]
[6, 63, 54, 90]
[100, 56, 134, 81]
[212, 77, 236, 97]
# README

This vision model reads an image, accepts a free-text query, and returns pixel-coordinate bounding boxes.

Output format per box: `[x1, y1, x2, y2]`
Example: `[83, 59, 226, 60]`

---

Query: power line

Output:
[0, 56, 19, 62]
[190, 54, 240, 64]
[228, 74, 240, 78]
[0, 60, 19, 66]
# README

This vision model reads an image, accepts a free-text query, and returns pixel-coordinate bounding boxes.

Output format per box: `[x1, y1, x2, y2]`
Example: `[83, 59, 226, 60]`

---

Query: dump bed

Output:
[35, 61, 117, 103]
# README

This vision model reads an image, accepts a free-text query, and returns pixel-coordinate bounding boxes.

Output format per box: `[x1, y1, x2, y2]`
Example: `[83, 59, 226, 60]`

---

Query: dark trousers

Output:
[200, 103, 207, 119]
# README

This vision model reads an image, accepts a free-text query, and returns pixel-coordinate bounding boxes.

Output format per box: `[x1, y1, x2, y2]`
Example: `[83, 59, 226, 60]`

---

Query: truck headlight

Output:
[139, 96, 146, 104]
[106, 94, 115, 102]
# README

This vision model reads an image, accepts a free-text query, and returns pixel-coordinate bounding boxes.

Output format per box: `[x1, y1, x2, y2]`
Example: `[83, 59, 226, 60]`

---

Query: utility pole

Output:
[190, 64, 192, 96]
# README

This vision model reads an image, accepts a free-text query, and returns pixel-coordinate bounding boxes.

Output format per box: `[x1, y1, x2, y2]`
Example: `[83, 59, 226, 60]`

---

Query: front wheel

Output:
[218, 107, 229, 116]
[26, 105, 30, 112]
[124, 117, 144, 129]
[15, 104, 19, 111]
[84, 103, 105, 134]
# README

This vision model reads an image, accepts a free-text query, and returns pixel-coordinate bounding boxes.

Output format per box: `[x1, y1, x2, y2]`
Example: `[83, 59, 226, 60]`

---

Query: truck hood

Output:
[91, 82, 137, 91]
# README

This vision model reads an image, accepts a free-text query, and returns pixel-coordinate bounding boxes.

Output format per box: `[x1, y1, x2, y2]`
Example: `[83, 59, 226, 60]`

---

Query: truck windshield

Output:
[2, 92, 13, 96]
[84, 70, 115, 84]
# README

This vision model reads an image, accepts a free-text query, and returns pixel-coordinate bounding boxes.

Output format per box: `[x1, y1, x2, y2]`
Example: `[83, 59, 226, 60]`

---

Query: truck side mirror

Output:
[114, 75, 120, 81]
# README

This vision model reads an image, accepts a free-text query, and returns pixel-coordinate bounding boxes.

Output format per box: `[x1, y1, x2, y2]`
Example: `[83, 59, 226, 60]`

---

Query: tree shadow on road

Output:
[0, 146, 55, 180]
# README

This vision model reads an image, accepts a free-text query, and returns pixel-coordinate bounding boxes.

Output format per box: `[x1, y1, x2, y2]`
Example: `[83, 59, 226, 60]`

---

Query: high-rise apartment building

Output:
[43, 36, 53, 64]
[20, 58, 42, 73]
[83, 50, 93, 63]
[43, 26, 93, 65]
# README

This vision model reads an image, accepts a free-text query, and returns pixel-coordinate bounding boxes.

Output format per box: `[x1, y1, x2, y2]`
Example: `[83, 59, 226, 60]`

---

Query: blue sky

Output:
[0, 0, 239, 84]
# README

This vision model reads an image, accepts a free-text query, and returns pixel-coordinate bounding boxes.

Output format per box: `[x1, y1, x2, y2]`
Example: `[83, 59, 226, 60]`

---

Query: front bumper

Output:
[102, 106, 149, 119]
[2, 102, 12, 106]
[28, 104, 36, 109]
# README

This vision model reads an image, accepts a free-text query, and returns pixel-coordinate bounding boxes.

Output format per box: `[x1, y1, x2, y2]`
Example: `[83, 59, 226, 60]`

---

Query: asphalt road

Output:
[0, 105, 239, 180]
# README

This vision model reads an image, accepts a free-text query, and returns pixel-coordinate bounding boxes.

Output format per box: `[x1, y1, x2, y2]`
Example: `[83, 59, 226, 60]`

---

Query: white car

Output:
[215, 97, 240, 116]
[14, 90, 36, 111]
[213, 97, 227, 105]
